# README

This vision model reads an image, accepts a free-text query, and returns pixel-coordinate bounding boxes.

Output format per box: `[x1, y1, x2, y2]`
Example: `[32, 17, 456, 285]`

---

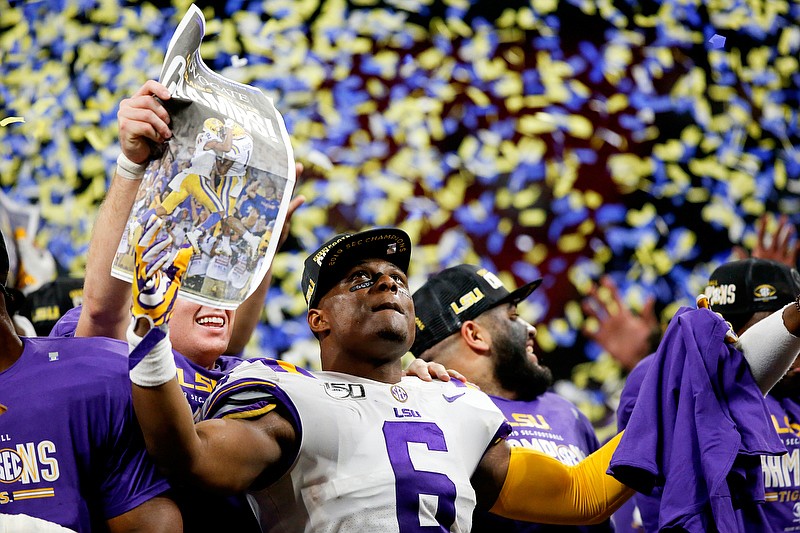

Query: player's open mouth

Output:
[373, 302, 404, 314]
[196, 316, 225, 328]
[526, 343, 538, 363]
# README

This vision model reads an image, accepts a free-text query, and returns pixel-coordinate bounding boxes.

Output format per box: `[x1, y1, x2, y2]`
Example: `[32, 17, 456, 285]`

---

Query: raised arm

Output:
[696, 293, 800, 395]
[127, 216, 294, 492]
[734, 213, 800, 267]
[581, 276, 659, 371]
[76, 81, 172, 340]
[737, 302, 800, 395]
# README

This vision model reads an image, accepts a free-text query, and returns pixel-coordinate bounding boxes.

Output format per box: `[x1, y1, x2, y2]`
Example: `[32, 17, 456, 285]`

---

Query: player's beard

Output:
[492, 323, 553, 402]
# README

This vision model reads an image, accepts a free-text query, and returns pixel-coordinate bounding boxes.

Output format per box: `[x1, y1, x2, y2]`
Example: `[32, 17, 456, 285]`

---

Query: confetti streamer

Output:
[0, 116, 25, 126]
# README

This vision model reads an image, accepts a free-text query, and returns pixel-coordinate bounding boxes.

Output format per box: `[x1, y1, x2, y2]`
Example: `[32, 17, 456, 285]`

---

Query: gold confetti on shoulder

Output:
[0, 404, 7, 416]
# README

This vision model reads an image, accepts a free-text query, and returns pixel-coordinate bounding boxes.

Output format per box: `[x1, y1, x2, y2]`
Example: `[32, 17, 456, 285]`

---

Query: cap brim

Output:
[311, 228, 412, 308]
[496, 278, 542, 307]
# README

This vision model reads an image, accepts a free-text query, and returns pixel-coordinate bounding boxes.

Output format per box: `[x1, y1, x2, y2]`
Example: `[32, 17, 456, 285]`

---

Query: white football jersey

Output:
[189, 130, 222, 176]
[224, 134, 254, 177]
[202, 359, 510, 533]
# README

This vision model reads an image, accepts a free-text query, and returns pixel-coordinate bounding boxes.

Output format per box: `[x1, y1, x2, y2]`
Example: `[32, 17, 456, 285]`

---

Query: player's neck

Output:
[473, 379, 516, 400]
[322, 351, 404, 384]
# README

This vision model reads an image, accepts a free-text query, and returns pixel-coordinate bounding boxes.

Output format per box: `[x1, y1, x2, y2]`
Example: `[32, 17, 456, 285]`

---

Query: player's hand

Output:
[696, 294, 738, 343]
[132, 215, 192, 330]
[118, 80, 172, 165]
[404, 358, 468, 383]
[733, 214, 800, 268]
[582, 276, 659, 370]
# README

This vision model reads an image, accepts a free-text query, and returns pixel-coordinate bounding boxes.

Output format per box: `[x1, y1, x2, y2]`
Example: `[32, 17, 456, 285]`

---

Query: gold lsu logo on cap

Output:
[450, 288, 485, 314]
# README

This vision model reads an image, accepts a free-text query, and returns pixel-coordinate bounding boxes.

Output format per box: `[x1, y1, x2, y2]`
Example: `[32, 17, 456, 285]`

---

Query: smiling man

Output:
[127, 226, 643, 532]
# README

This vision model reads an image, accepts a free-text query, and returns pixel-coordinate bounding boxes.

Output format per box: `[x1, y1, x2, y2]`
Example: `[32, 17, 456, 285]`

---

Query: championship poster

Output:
[111, 4, 296, 309]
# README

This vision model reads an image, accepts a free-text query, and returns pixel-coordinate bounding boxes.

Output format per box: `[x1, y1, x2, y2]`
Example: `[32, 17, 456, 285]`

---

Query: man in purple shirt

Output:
[617, 257, 800, 531]
[411, 264, 613, 533]
[0, 232, 180, 532]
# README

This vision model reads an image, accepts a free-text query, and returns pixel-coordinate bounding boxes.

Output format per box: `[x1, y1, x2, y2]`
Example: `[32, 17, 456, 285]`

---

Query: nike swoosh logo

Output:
[443, 392, 466, 403]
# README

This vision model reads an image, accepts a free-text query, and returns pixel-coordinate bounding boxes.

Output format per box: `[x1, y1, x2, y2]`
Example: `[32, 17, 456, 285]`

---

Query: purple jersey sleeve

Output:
[0, 336, 170, 531]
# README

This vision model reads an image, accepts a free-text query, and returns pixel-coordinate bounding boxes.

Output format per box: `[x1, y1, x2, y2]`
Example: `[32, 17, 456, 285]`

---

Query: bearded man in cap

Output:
[0, 231, 180, 531]
[410, 264, 613, 533]
[616, 257, 800, 532]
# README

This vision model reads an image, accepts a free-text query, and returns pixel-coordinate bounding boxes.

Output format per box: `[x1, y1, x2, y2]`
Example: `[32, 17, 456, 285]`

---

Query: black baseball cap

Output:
[301, 228, 412, 309]
[411, 264, 542, 356]
[704, 258, 800, 321]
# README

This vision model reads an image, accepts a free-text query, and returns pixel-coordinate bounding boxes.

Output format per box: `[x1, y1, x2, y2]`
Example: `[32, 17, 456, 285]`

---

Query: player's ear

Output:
[461, 320, 490, 355]
[308, 308, 330, 337]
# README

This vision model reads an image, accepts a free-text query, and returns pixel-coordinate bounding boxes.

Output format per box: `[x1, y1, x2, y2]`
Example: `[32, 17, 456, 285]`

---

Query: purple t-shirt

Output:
[0, 336, 171, 531]
[610, 307, 786, 532]
[472, 392, 613, 533]
[619, 359, 800, 532]
[754, 393, 800, 530]
[49, 305, 257, 531]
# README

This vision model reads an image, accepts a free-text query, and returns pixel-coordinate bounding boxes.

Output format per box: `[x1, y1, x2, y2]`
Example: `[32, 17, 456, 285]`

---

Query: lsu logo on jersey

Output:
[177, 369, 217, 393]
[0, 441, 59, 485]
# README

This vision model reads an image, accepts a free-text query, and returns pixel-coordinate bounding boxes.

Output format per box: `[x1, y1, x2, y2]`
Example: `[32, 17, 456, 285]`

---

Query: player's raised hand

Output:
[118, 81, 173, 165]
[132, 215, 192, 330]
[696, 294, 738, 343]
[752, 214, 800, 267]
[581, 276, 659, 370]
[733, 214, 800, 268]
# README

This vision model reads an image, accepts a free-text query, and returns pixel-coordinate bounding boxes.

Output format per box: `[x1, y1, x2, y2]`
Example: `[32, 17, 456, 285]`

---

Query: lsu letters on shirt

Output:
[202, 359, 511, 532]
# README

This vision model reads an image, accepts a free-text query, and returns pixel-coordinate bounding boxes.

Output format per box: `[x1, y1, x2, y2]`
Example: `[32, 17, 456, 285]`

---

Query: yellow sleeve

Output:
[490, 431, 634, 525]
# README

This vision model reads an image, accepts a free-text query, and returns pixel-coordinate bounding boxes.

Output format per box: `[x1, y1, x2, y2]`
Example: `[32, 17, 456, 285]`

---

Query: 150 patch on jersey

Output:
[324, 383, 366, 400]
